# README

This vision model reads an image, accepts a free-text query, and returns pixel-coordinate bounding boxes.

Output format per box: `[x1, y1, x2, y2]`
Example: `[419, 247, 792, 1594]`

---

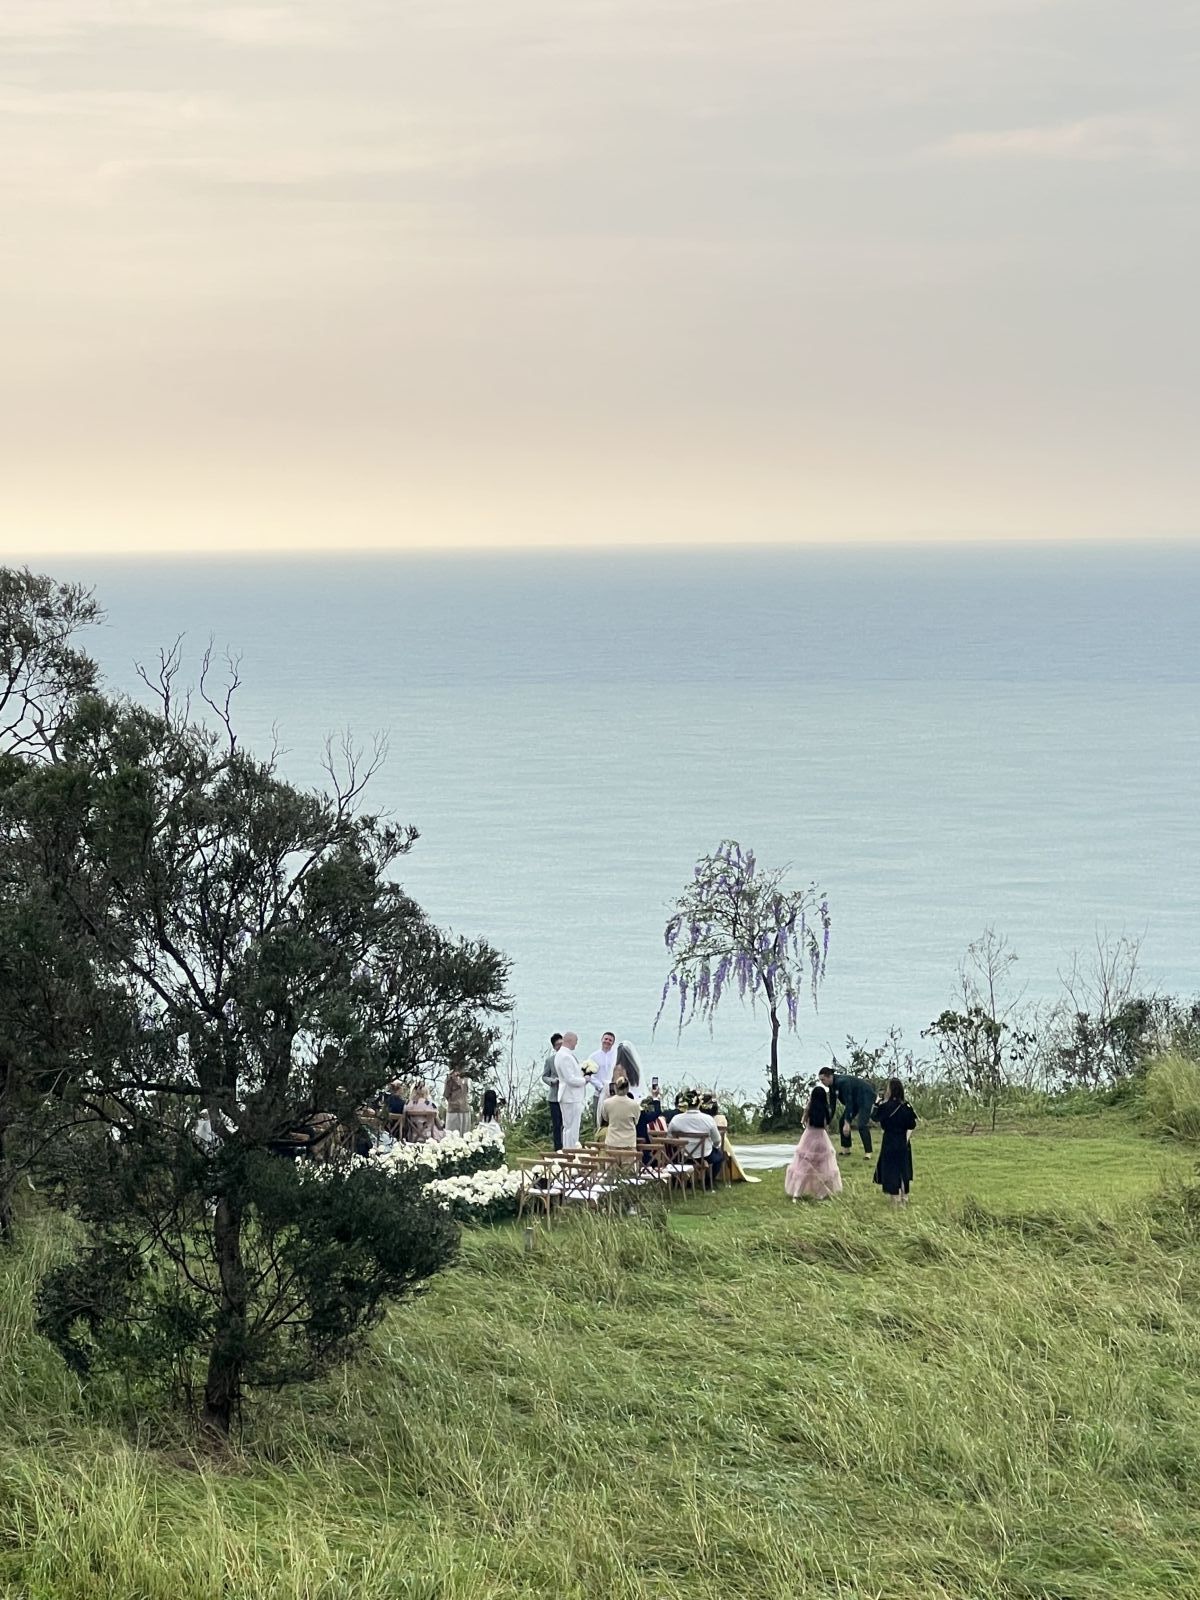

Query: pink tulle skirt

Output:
[784, 1126, 843, 1200]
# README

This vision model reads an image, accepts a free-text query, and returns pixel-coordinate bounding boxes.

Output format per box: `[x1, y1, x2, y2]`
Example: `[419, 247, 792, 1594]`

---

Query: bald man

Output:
[554, 1031, 586, 1150]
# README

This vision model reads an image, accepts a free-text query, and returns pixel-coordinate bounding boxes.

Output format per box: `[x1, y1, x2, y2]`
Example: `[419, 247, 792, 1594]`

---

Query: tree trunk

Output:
[768, 1005, 781, 1121]
[202, 1193, 247, 1437]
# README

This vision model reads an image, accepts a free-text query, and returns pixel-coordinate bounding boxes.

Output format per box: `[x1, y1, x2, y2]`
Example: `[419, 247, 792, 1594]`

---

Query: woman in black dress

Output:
[870, 1078, 917, 1205]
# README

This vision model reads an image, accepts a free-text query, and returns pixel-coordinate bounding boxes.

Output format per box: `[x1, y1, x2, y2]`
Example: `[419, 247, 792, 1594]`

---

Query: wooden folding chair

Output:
[676, 1132, 717, 1193]
[647, 1133, 696, 1199]
[516, 1157, 570, 1224]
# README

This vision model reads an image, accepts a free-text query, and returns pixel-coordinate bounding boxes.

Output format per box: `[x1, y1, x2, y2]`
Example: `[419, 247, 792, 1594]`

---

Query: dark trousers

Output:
[840, 1107, 873, 1154]
[549, 1100, 563, 1151]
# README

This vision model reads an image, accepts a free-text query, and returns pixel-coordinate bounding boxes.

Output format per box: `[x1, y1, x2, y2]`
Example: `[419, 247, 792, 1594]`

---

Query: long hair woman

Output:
[783, 1079, 843, 1202]
[614, 1041, 642, 1096]
[870, 1077, 917, 1205]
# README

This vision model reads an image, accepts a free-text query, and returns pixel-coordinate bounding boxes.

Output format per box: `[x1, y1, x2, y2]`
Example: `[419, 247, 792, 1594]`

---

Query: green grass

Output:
[1, 1126, 1198, 1599]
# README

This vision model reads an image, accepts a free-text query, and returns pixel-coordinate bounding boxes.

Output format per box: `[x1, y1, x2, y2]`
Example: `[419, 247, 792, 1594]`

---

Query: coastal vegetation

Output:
[0, 567, 508, 1434]
[3, 563, 1200, 1597]
[1, 1110, 1199, 1598]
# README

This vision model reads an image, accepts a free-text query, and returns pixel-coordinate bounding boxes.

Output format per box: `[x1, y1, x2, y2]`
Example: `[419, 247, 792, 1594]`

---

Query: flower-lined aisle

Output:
[373, 1123, 524, 1223]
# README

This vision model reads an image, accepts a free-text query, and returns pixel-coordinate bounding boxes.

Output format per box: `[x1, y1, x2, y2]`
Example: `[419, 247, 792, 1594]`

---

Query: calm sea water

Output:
[45, 544, 1200, 1097]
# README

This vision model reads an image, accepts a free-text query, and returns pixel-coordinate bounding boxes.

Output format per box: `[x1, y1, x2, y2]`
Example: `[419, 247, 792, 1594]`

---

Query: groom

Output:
[554, 1031, 587, 1150]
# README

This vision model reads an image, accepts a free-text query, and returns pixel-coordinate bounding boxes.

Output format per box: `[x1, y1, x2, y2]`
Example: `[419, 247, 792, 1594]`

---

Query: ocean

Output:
[43, 542, 1200, 1098]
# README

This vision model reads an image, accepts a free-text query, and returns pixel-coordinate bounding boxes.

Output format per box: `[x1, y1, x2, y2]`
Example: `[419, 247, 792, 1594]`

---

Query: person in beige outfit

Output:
[598, 1085, 641, 1163]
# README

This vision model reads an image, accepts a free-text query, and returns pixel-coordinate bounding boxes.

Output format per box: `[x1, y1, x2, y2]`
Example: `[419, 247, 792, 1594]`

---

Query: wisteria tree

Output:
[655, 840, 831, 1124]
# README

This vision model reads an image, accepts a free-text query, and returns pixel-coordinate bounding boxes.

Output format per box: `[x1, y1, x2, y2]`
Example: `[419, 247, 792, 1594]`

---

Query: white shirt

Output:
[666, 1110, 722, 1158]
[554, 1047, 586, 1099]
[590, 1043, 617, 1097]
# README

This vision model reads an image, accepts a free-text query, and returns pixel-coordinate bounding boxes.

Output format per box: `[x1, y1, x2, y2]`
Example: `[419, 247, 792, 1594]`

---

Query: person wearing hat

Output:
[818, 1063, 875, 1157]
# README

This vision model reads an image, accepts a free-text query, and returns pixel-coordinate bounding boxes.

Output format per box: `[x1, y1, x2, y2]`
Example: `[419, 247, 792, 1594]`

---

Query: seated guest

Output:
[666, 1101, 724, 1185]
[382, 1080, 408, 1130]
[402, 1083, 438, 1143]
[636, 1093, 668, 1162]
[270, 1110, 338, 1161]
[481, 1087, 503, 1124]
[598, 1081, 640, 1162]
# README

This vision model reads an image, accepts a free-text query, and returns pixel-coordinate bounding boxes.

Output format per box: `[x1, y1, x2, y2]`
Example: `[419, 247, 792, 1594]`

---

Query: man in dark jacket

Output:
[542, 1032, 564, 1150]
[819, 1064, 875, 1156]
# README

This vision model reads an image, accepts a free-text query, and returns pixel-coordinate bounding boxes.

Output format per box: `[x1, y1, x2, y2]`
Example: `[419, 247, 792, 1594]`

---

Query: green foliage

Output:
[717, 1098, 754, 1135]
[757, 1072, 811, 1132]
[1140, 1053, 1200, 1143]
[510, 1095, 553, 1147]
[0, 1127, 1197, 1598]
[0, 564, 510, 1433]
[37, 1158, 459, 1415]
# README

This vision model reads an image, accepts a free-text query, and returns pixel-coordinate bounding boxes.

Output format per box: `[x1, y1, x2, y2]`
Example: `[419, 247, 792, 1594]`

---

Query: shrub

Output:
[511, 1096, 553, 1148]
[1140, 1054, 1200, 1143]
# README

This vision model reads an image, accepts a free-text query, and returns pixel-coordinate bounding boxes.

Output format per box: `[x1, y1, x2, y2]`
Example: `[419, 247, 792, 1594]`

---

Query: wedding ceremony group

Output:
[543, 1031, 919, 1206]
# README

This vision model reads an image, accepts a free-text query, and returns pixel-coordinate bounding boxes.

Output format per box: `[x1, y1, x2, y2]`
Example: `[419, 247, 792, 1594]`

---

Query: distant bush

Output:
[719, 1100, 756, 1136]
[510, 1096, 553, 1148]
[1140, 1054, 1200, 1143]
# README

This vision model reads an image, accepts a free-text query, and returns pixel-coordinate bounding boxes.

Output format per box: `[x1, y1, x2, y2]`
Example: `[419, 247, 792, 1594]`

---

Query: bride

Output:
[614, 1041, 643, 1097]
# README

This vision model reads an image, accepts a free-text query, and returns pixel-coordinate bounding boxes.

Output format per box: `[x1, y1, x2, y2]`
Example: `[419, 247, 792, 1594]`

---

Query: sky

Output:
[2, 0, 1198, 555]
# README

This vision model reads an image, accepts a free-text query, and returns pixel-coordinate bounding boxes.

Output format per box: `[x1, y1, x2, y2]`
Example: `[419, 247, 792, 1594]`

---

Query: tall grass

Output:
[0, 1130, 1197, 1598]
[1141, 1053, 1200, 1142]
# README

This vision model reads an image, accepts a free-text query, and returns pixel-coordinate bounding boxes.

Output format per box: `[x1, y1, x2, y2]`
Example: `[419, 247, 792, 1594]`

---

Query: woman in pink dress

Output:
[784, 1082, 843, 1201]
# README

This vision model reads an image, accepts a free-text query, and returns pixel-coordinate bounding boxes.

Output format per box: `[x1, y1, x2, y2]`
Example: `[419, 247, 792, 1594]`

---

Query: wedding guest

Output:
[403, 1082, 438, 1143]
[784, 1080, 843, 1201]
[871, 1078, 917, 1205]
[554, 1032, 587, 1150]
[666, 1100, 724, 1185]
[820, 1063, 876, 1157]
[598, 1081, 640, 1163]
[636, 1092, 667, 1163]
[443, 1063, 471, 1137]
[542, 1031, 564, 1150]
[481, 1088, 503, 1125]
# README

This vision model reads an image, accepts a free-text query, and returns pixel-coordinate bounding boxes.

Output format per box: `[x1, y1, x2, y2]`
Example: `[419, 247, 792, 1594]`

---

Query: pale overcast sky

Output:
[2, 0, 1198, 553]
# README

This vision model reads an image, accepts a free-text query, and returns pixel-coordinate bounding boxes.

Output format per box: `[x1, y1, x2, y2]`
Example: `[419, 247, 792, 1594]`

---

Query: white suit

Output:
[589, 1042, 618, 1123]
[554, 1046, 587, 1149]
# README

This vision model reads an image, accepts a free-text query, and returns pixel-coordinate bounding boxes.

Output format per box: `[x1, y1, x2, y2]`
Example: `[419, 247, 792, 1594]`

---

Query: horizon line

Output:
[8, 532, 1200, 563]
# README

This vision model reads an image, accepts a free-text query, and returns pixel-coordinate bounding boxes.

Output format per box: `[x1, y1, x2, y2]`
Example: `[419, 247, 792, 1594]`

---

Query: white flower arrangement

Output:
[423, 1165, 524, 1221]
[295, 1122, 518, 1222]
[371, 1121, 504, 1178]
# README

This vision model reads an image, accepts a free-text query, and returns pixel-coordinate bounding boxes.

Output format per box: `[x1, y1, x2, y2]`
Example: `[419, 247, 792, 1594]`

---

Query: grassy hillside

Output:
[1, 1127, 1198, 1599]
